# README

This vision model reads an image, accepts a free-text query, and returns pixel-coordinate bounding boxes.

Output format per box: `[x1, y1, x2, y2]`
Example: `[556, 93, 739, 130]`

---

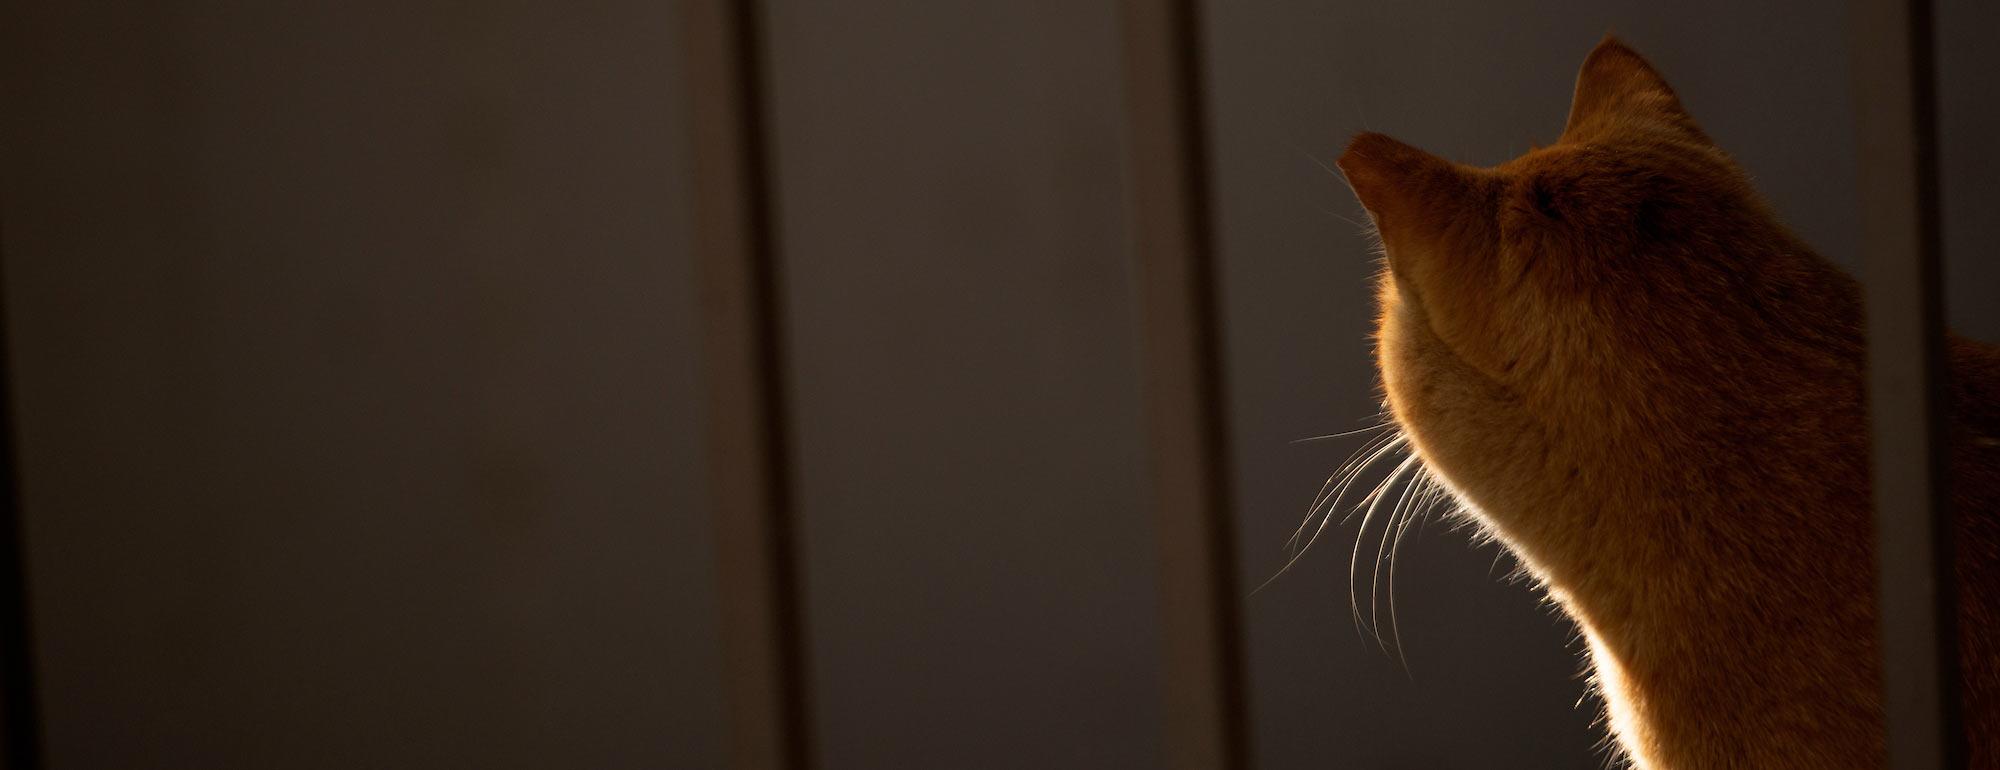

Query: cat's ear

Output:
[1336, 132, 1472, 232]
[1561, 36, 1707, 143]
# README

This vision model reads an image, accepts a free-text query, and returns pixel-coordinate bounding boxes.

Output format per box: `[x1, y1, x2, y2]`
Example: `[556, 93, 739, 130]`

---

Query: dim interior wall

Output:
[1939, 0, 2000, 343]
[758, 1, 1168, 767]
[0, 1, 1989, 768]
[0, 2, 721, 767]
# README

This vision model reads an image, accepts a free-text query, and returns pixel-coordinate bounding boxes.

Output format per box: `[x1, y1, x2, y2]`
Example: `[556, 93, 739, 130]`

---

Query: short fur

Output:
[1336, 37, 2000, 769]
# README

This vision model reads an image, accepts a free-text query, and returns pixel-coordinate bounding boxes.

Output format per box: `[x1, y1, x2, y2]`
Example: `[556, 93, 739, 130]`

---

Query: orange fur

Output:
[1338, 37, 2000, 769]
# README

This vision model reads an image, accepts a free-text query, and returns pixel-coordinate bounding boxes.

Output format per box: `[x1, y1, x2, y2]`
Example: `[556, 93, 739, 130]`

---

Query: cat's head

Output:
[1338, 37, 1859, 551]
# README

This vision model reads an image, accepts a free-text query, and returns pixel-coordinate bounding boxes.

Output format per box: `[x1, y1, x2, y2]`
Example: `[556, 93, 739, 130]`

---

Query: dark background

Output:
[0, 1, 1994, 768]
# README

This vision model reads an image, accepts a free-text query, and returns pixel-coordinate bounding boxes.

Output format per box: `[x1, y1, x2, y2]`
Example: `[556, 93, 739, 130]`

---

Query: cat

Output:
[1334, 37, 2000, 768]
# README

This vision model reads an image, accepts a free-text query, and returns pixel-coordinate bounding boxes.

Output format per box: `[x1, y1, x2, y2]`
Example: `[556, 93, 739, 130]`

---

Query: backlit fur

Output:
[1337, 37, 2000, 769]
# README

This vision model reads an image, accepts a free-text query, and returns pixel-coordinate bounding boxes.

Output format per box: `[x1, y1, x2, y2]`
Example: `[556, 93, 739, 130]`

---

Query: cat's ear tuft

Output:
[1336, 132, 1460, 227]
[1561, 36, 1706, 142]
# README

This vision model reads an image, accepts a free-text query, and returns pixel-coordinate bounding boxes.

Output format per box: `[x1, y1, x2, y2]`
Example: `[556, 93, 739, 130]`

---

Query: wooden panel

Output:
[0, 1, 716, 766]
[759, 2, 1165, 766]
[683, 1, 811, 768]
[1851, 0, 1963, 767]
[1118, 0, 1247, 767]
[1937, 0, 2000, 342]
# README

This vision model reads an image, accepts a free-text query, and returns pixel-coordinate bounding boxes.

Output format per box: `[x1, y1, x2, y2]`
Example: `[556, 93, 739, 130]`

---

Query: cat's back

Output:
[1949, 335, 2000, 765]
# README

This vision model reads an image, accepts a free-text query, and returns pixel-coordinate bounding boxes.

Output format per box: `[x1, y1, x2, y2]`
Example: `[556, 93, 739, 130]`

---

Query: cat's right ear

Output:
[1336, 132, 1472, 235]
[1561, 36, 1708, 143]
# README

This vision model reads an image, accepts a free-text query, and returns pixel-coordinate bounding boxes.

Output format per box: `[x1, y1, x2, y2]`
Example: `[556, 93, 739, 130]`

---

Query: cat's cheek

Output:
[1377, 298, 1547, 537]
[1375, 293, 1427, 431]
[1377, 298, 1469, 481]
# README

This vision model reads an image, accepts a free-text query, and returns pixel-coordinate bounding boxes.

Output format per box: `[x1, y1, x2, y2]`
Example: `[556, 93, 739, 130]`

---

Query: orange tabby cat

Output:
[1336, 37, 2000, 768]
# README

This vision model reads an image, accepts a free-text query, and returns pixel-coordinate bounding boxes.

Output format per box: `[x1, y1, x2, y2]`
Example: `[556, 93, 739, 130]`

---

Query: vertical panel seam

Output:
[684, 0, 812, 767]
[1853, 0, 1963, 766]
[0, 213, 45, 770]
[1121, 0, 1250, 766]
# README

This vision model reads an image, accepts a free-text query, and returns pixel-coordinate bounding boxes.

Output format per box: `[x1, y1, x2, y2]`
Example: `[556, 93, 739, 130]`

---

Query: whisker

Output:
[1374, 462, 1428, 661]
[1303, 427, 1399, 513]
[1305, 150, 1340, 178]
[1321, 207, 1371, 231]
[1324, 435, 1412, 540]
[1385, 470, 1440, 670]
[1420, 475, 1453, 521]
[1300, 432, 1406, 543]
[1290, 421, 1392, 444]
[1285, 429, 1402, 552]
[1350, 454, 1419, 636]
[1257, 432, 1409, 595]
[1333, 435, 1412, 528]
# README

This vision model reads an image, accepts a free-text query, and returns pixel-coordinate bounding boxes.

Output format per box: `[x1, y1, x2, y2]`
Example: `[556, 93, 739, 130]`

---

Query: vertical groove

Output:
[1851, 0, 1963, 767]
[682, 1, 811, 769]
[0, 216, 42, 770]
[1119, 0, 1249, 767]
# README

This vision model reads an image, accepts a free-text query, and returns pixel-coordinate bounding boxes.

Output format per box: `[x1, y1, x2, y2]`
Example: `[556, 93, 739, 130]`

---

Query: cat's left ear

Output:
[1336, 132, 1477, 235]
[1561, 36, 1708, 143]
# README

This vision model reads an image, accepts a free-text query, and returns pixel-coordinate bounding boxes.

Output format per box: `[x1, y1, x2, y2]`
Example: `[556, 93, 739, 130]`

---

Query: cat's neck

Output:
[1511, 434, 1884, 768]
